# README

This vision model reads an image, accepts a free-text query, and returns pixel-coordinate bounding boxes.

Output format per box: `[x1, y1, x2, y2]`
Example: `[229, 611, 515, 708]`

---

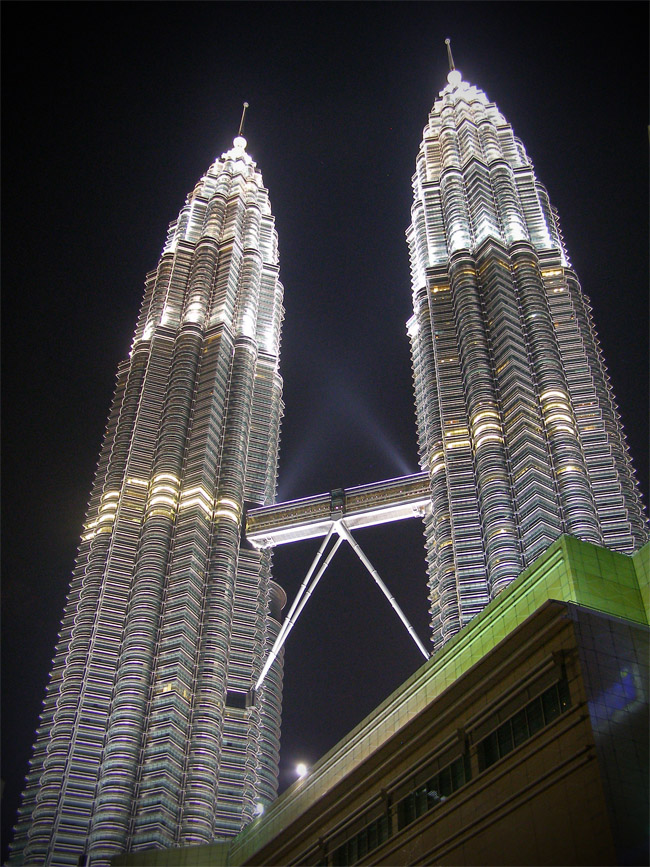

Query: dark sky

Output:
[2, 1, 648, 857]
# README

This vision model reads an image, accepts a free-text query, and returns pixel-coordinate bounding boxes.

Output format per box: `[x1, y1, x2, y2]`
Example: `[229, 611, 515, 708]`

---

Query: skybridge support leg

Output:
[255, 527, 342, 692]
[269, 524, 336, 654]
[336, 520, 430, 661]
[254, 516, 430, 696]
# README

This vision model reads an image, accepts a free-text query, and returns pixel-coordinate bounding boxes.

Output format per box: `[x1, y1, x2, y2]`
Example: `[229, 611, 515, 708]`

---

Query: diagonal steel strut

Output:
[255, 520, 430, 693]
[336, 520, 430, 661]
[255, 527, 343, 691]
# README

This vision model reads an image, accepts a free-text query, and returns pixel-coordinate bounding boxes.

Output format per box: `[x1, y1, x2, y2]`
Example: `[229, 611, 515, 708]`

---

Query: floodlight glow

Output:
[184, 301, 203, 323]
[296, 763, 308, 779]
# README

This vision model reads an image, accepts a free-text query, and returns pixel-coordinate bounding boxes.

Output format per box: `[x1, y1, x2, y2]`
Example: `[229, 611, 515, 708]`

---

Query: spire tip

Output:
[445, 38, 455, 71]
[238, 102, 249, 137]
[444, 39, 462, 87]
[233, 102, 249, 151]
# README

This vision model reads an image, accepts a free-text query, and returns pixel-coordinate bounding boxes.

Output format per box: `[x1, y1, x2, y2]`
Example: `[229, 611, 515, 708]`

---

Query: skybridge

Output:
[246, 472, 433, 693]
[246, 471, 431, 548]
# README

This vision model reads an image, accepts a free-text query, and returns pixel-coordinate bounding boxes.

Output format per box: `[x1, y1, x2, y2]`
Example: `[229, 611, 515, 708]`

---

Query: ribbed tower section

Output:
[10, 133, 286, 866]
[407, 65, 648, 649]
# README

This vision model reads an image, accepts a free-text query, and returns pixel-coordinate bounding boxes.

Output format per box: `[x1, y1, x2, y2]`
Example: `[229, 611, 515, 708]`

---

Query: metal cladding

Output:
[407, 69, 648, 649]
[11, 135, 286, 865]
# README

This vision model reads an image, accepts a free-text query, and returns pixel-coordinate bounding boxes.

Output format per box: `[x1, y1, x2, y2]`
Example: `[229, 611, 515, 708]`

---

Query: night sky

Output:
[2, 2, 648, 858]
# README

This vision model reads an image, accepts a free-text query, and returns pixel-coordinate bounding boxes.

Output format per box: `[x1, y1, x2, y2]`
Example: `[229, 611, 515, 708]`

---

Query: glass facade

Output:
[477, 679, 571, 771]
[10, 135, 286, 866]
[407, 66, 648, 648]
[396, 753, 470, 831]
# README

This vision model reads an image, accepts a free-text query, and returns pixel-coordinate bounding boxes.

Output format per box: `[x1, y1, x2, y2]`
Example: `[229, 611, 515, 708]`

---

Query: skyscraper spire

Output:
[444, 37, 455, 70]
[407, 52, 648, 647]
[444, 38, 462, 86]
[238, 101, 249, 137]
[10, 122, 287, 866]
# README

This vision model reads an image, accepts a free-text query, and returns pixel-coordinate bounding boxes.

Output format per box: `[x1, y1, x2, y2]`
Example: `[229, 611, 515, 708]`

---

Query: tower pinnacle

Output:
[233, 101, 249, 150]
[238, 101, 249, 136]
[444, 38, 462, 87]
[444, 38, 455, 70]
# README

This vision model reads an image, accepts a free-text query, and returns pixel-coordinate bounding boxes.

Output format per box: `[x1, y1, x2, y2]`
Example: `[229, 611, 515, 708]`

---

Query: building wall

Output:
[244, 602, 626, 866]
[570, 608, 649, 865]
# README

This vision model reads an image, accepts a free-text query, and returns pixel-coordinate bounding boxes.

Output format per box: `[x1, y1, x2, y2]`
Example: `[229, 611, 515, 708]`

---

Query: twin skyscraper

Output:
[10, 52, 647, 866]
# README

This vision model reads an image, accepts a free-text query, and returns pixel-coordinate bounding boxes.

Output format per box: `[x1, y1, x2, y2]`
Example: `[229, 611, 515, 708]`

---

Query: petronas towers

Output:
[11, 132, 286, 864]
[407, 57, 647, 647]
[10, 50, 647, 866]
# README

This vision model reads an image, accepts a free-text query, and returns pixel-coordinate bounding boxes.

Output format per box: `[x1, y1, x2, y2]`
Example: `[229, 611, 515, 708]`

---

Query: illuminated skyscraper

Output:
[407, 48, 648, 648]
[10, 125, 286, 865]
[9, 44, 649, 867]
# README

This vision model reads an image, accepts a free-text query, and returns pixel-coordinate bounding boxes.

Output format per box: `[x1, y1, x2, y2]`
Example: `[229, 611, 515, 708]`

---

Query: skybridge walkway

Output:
[246, 471, 431, 548]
